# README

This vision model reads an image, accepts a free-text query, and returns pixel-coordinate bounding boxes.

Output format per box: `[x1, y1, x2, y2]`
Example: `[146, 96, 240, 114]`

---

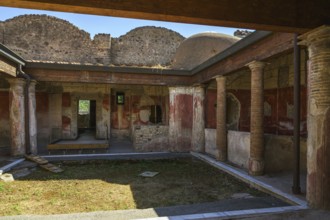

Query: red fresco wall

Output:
[0, 91, 10, 155]
[176, 94, 193, 130]
[205, 87, 307, 136]
[62, 92, 71, 107]
[111, 94, 168, 129]
[206, 90, 216, 129]
[169, 93, 193, 151]
[35, 92, 50, 149]
[0, 91, 9, 120]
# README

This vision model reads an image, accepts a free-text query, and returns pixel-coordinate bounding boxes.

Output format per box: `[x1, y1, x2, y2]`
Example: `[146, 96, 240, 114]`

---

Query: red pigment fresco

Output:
[62, 92, 71, 107]
[205, 87, 307, 136]
[62, 115, 71, 130]
[228, 89, 251, 132]
[111, 94, 168, 129]
[176, 94, 193, 129]
[36, 92, 49, 113]
[0, 91, 9, 120]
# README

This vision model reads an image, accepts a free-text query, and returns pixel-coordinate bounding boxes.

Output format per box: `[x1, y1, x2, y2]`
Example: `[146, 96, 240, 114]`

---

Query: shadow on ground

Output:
[2, 158, 290, 216]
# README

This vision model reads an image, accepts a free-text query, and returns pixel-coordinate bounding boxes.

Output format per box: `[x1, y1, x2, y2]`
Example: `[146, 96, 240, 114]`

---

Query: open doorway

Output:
[78, 100, 96, 137]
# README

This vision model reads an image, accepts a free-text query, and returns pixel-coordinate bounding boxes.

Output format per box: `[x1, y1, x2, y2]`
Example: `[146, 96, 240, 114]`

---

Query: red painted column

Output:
[29, 80, 38, 154]
[7, 78, 26, 156]
[216, 76, 227, 161]
[247, 61, 266, 176]
[192, 85, 205, 152]
[300, 26, 330, 210]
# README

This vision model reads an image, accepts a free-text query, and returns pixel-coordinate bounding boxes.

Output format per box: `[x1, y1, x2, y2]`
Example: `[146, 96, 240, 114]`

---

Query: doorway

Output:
[78, 100, 96, 137]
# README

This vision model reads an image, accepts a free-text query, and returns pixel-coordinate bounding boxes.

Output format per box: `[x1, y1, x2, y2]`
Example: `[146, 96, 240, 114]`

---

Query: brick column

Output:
[8, 78, 26, 156]
[300, 26, 330, 210]
[247, 61, 266, 176]
[28, 80, 38, 154]
[216, 76, 227, 161]
[192, 85, 205, 152]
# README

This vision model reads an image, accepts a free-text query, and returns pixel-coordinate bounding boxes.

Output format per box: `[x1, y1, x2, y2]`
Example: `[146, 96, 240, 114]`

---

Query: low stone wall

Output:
[132, 125, 168, 152]
[205, 129, 307, 172]
[205, 129, 217, 156]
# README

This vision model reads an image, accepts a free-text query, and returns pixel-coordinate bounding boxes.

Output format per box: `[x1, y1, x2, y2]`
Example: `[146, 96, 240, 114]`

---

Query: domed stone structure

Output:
[171, 32, 240, 70]
[110, 26, 184, 67]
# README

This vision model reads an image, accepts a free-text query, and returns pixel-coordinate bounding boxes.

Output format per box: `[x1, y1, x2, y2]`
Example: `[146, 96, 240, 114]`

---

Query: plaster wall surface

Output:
[169, 87, 194, 152]
[205, 129, 307, 172]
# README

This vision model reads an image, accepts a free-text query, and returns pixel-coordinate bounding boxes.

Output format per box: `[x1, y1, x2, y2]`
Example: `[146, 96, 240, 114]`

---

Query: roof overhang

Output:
[1, 0, 329, 33]
[0, 44, 25, 77]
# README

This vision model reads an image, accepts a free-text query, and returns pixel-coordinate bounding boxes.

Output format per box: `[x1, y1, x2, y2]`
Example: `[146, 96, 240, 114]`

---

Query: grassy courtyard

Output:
[0, 158, 265, 216]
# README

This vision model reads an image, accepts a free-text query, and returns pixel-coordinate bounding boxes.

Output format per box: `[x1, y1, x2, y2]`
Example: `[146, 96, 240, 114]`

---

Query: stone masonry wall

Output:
[132, 125, 169, 151]
[0, 15, 184, 67]
[111, 26, 184, 66]
[0, 15, 111, 65]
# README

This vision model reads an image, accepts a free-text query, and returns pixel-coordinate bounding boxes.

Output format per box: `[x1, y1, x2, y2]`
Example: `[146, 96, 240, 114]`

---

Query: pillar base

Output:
[216, 151, 227, 162]
[248, 158, 264, 176]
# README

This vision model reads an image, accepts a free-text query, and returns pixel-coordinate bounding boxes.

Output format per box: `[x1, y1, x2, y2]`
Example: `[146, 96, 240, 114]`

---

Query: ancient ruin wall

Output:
[111, 26, 184, 66]
[0, 15, 111, 65]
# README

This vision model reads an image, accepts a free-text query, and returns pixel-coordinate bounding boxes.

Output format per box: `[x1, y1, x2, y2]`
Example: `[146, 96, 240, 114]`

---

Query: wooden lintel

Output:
[26, 68, 192, 86]
[1, 0, 329, 33]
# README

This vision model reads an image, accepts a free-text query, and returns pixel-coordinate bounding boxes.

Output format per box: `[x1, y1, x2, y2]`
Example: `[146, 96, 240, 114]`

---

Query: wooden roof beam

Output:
[1, 0, 329, 33]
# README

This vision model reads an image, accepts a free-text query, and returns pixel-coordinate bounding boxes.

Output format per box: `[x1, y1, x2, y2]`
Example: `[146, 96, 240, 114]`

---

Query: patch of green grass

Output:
[0, 182, 4, 192]
[0, 158, 266, 216]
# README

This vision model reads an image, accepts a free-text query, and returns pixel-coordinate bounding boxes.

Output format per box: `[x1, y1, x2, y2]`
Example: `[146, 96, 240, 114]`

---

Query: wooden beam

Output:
[192, 33, 295, 83]
[1, 0, 329, 33]
[26, 68, 192, 86]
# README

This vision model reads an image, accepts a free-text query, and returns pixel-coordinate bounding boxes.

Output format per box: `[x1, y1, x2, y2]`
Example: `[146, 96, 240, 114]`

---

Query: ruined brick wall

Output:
[111, 26, 184, 66]
[132, 125, 168, 151]
[0, 15, 111, 65]
[0, 15, 184, 67]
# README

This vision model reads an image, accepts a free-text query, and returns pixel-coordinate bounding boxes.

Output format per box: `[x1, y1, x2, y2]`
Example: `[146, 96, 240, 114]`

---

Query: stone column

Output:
[216, 76, 227, 161]
[247, 61, 266, 176]
[8, 78, 26, 156]
[192, 85, 205, 152]
[300, 26, 330, 210]
[28, 80, 37, 154]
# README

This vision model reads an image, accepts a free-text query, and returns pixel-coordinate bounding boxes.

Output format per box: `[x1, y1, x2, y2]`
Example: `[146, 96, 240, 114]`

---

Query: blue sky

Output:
[0, 6, 251, 38]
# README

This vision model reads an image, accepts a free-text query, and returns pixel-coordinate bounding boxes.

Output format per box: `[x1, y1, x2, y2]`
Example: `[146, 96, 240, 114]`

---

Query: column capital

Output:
[29, 80, 37, 86]
[28, 80, 37, 93]
[299, 25, 330, 46]
[7, 78, 26, 87]
[215, 75, 226, 82]
[246, 60, 266, 71]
